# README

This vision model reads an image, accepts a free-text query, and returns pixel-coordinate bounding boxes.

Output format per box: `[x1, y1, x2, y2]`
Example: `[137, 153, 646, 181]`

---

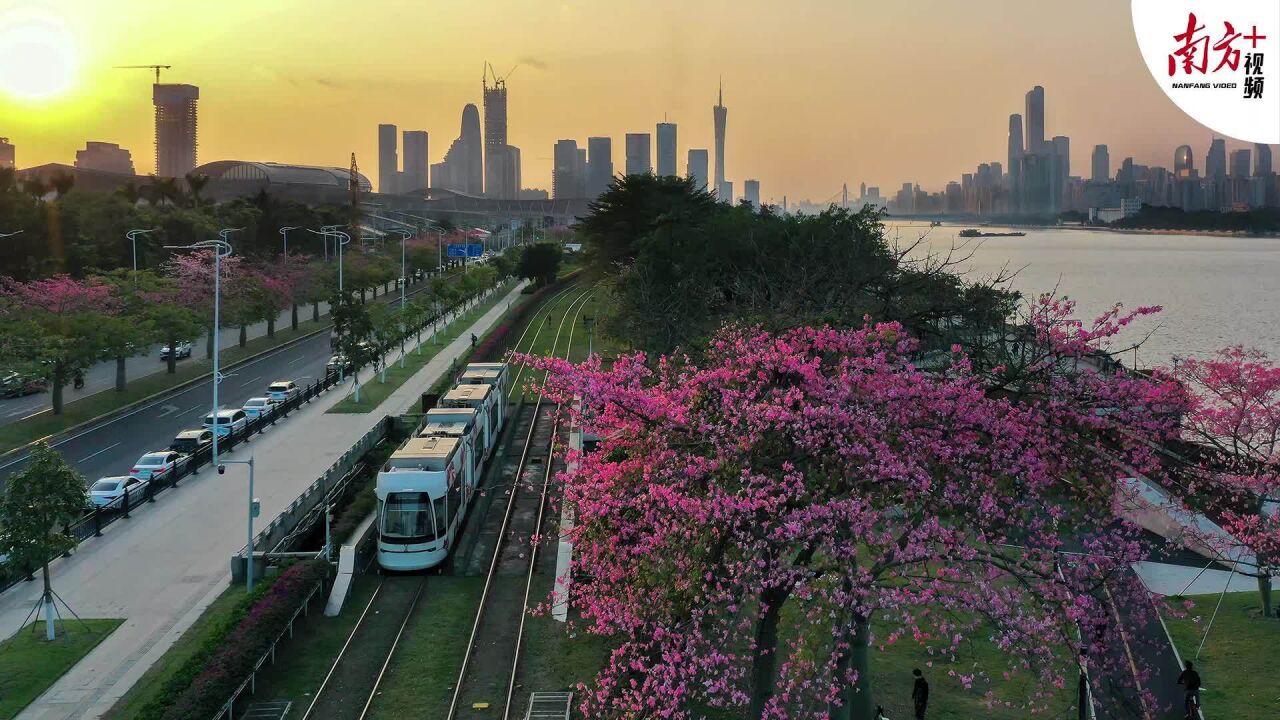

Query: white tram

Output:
[376, 362, 509, 572]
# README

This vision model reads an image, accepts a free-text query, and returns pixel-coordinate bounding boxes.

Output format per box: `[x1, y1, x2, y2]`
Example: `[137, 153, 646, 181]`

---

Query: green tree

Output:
[0, 443, 89, 640]
[516, 242, 562, 287]
[330, 294, 377, 401]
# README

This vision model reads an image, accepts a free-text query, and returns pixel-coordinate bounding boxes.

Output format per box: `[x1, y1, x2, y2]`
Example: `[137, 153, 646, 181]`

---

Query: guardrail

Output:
[0, 281, 503, 597]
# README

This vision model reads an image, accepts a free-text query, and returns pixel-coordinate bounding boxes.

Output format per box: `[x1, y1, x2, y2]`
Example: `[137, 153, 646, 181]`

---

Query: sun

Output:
[0, 12, 78, 101]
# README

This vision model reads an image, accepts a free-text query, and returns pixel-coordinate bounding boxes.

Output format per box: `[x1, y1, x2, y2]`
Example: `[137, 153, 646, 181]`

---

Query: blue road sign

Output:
[466, 243, 484, 257]
[447, 243, 468, 258]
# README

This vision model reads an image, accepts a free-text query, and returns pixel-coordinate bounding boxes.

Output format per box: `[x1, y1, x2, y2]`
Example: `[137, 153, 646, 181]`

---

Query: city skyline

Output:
[2, 0, 1277, 201]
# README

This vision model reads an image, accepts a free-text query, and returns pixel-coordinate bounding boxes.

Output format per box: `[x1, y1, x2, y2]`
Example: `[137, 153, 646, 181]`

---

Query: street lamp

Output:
[390, 228, 412, 309]
[309, 226, 350, 293]
[218, 458, 259, 593]
[126, 228, 158, 285]
[0, 230, 23, 238]
[279, 226, 299, 255]
[165, 228, 241, 466]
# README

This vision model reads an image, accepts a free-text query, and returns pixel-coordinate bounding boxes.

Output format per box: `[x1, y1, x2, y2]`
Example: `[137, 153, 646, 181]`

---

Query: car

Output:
[169, 429, 214, 455]
[1, 371, 48, 398]
[242, 396, 278, 420]
[266, 380, 300, 403]
[89, 475, 150, 509]
[203, 408, 249, 436]
[129, 451, 187, 481]
[326, 355, 353, 374]
[159, 341, 194, 360]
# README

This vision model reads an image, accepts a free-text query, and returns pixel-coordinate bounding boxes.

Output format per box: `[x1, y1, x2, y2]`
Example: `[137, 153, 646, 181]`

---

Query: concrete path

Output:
[2, 281, 526, 720]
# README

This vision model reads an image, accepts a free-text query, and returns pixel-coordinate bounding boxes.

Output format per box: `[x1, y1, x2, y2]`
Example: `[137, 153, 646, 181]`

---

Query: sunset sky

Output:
[1, 0, 1273, 201]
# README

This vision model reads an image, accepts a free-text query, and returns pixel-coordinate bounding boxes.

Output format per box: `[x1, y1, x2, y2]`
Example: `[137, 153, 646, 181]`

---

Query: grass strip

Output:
[0, 619, 124, 719]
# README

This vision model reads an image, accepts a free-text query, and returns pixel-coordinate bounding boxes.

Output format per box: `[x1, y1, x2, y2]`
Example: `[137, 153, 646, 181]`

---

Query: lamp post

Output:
[0, 230, 24, 238]
[390, 229, 412, 309]
[218, 458, 258, 593]
[165, 229, 241, 466]
[279, 226, 299, 255]
[126, 228, 158, 286]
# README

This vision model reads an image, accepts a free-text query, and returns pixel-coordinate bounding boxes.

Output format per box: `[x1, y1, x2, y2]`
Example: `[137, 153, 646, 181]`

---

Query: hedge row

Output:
[143, 560, 329, 720]
[472, 272, 578, 362]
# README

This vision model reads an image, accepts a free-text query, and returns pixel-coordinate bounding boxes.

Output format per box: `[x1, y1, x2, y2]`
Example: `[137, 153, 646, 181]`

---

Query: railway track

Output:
[446, 286, 594, 720]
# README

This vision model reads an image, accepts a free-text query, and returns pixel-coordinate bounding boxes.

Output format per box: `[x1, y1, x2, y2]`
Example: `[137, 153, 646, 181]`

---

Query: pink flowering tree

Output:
[519, 305, 1188, 719]
[0, 275, 120, 414]
[273, 252, 318, 330]
[1173, 346, 1280, 618]
[164, 248, 246, 359]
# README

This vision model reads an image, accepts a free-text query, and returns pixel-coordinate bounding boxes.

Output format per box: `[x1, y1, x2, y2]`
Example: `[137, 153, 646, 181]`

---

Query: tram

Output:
[376, 362, 509, 571]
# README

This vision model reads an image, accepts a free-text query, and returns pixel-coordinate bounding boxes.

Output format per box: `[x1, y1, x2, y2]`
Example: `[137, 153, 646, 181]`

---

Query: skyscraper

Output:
[743, 179, 760, 209]
[1255, 143, 1273, 177]
[1230, 149, 1251, 178]
[1206, 138, 1227, 179]
[75, 142, 135, 175]
[378, 124, 399, 194]
[1091, 144, 1110, 182]
[0, 137, 13, 169]
[656, 122, 677, 176]
[1024, 86, 1044, 152]
[1051, 135, 1070, 212]
[1007, 114, 1023, 212]
[402, 130, 429, 192]
[461, 104, 483, 195]
[587, 137, 613, 198]
[553, 139, 580, 199]
[576, 148, 588, 197]
[687, 149, 709, 190]
[1174, 145, 1195, 177]
[482, 74, 520, 199]
[713, 81, 728, 193]
[153, 84, 199, 177]
[625, 133, 651, 175]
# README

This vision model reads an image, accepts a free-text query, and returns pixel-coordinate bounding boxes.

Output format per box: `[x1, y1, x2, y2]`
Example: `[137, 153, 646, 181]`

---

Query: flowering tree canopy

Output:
[519, 304, 1188, 720]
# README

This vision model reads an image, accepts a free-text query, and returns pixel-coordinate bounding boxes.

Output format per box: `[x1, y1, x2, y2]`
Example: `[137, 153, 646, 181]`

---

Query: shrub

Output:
[155, 560, 329, 720]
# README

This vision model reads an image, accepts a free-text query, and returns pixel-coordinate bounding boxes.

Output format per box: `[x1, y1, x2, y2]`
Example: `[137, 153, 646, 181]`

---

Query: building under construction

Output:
[483, 66, 520, 199]
[153, 84, 199, 177]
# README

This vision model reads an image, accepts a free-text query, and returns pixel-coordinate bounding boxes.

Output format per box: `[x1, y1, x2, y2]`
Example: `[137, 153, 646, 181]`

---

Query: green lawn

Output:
[1162, 591, 1280, 719]
[0, 317, 330, 454]
[0, 619, 123, 719]
[326, 284, 515, 414]
[363, 576, 485, 718]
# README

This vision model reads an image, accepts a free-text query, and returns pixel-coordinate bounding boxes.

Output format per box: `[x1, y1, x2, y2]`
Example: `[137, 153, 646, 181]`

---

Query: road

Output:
[0, 271, 465, 492]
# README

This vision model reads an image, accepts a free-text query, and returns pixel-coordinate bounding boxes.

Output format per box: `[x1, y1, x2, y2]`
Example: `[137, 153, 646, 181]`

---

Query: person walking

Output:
[1177, 660, 1201, 719]
[911, 668, 930, 720]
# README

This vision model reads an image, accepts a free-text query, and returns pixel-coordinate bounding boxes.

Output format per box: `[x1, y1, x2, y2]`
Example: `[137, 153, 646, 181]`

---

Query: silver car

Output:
[90, 476, 150, 508]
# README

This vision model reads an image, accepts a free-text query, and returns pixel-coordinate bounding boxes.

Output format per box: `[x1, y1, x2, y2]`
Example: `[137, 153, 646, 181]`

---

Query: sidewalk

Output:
[2, 281, 526, 720]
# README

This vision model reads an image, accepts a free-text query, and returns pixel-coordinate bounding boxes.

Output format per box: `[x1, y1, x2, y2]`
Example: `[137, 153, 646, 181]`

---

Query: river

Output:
[892, 223, 1280, 368]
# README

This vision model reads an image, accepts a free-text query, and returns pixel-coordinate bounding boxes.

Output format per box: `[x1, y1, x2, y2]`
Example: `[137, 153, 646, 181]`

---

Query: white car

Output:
[266, 380, 300, 403]
[129, 451, 187, 481]
[159, 341, 194, 360]
[204, 409, 248, 437]
[242, 396, 278, 420]
[89, 476, 150, 508]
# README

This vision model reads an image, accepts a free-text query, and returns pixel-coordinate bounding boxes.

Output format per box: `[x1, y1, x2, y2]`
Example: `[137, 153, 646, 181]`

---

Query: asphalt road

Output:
[0, 269, 468, 492]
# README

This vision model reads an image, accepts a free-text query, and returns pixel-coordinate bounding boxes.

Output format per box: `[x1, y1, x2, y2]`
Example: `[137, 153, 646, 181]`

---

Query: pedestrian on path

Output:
[911, 668, 929, 720]
[1177, 660, 1201, 719]
[875, 705, 891, 720]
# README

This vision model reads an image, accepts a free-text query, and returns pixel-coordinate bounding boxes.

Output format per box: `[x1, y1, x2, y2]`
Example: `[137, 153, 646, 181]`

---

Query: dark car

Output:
[170, 428, 214, 455]
[1, 371, 48, 398]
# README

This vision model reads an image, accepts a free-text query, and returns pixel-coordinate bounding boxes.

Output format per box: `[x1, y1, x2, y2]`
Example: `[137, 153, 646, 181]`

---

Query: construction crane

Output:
[115, 65, 172, 83]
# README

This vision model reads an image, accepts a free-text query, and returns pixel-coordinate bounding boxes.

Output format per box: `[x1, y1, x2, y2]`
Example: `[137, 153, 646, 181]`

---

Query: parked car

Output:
[159, 341, 194, 360]
[242, 396, 278, 420]
[128, 451, 187, 481]
[1, 371, 47, 398]
[169, 429, 214, 455]
[203, 408, 248, 437]
[326, 355, 354, 374]
[266, 380, 300, 403]
[89, 475, 150, 508]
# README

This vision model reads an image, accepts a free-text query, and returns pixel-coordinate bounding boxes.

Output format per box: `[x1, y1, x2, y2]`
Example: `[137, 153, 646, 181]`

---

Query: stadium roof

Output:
[193, 160, 372, 191]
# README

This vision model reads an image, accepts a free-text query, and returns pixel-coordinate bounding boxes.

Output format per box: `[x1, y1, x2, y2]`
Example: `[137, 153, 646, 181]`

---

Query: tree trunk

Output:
[239, 325, 247, 348]
[206, 325, 214, 359]
[360, 288, 367, 303]
[829, 614, 874, 720]
[267, 314, 276, 339]
[291, 303, 299, 331]
[167, 332, 177, 374]
[51, 363, 65, 415]
[115, 356, 127, 391]
[313, 301, 320, 322]
[1260, 574, 1274, 619]
[750, 585, 791, 718]
[42, 563, 56, 640]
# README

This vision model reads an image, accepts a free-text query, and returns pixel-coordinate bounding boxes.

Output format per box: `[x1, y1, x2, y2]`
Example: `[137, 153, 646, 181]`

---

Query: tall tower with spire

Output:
[713, 80, 728, 201]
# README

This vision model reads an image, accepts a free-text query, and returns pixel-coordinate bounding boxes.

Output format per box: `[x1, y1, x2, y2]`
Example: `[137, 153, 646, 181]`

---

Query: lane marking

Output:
[287, 357, 302, 365]
[78, 442, 120, 464]
[156, 404, 179, 418]
[239, 375, 262, 387]
[20, 407, 50, 421]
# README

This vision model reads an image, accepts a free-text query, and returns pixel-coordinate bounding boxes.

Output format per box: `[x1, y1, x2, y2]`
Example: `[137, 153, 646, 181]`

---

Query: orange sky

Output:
[1, 0, 1274, 201]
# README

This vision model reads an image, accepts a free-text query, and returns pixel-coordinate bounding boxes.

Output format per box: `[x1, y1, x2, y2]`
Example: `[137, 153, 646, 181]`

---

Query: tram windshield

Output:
[381, 492, 436, 541]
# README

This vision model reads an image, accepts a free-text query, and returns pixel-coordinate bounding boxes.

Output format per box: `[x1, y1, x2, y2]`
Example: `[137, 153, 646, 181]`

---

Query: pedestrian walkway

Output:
[1, 281, 526, 720]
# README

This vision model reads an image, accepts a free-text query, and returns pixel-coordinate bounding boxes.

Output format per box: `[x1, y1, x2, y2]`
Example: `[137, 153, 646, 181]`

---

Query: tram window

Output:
[448, 481, 462, 524]
[433, 495, 448, 536]
[383, 492, 436, 540]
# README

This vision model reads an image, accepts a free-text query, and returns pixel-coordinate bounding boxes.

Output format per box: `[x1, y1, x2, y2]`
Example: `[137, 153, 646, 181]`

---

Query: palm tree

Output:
[49, 172, 75, 199]
[147, 175, 182, 206]
[185, 172, 211, 209]
[117, 181, 144, 205]
[21, 177, 47, 201]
